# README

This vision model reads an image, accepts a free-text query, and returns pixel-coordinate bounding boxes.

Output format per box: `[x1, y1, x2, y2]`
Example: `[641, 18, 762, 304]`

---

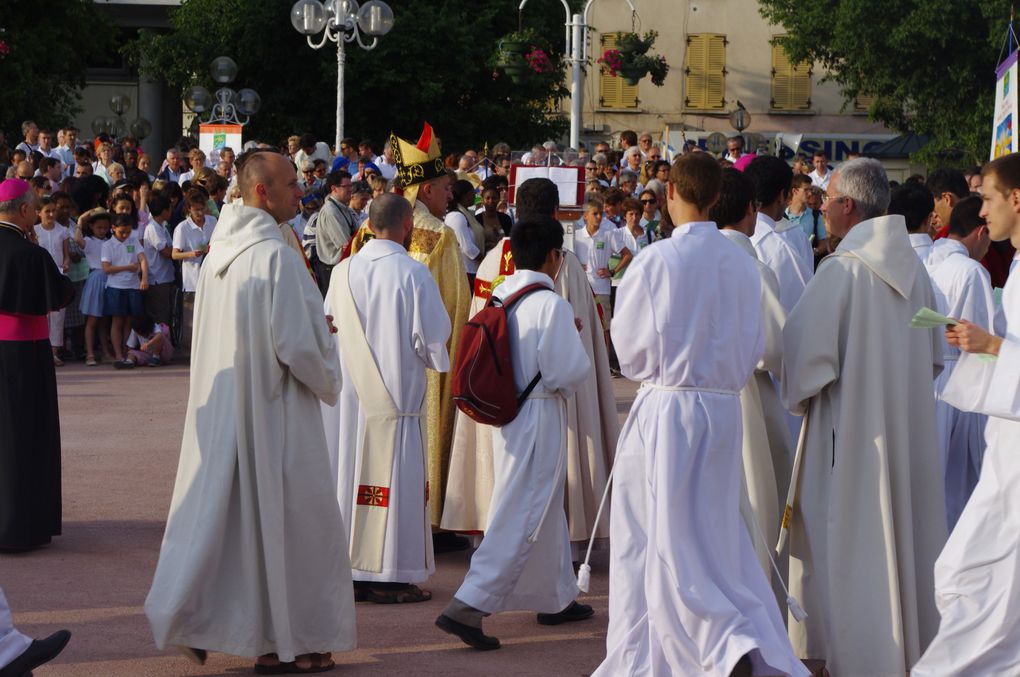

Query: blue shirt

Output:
[785, 207, 825, 243]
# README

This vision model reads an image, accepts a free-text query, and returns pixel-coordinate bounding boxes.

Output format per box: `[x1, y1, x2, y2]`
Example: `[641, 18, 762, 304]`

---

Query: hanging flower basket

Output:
[598, 31, 670, 88]
[502, 62, 529, 84]
[499, 28, 541, 57]
[620, 65, 646, 86]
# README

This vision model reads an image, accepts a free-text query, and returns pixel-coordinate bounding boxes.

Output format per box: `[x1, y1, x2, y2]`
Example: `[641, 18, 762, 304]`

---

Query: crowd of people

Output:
[1, 113, 1020, 677]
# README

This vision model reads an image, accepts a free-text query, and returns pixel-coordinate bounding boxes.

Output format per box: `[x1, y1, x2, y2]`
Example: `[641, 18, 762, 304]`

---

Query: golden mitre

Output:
[390, 122, 445, 201]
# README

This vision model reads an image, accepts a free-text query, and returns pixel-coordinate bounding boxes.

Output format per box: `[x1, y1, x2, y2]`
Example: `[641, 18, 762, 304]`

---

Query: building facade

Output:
[572, 0, 919, 174]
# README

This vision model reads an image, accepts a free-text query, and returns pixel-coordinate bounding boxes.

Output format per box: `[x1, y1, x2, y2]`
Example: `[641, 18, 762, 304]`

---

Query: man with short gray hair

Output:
[780, 157, 946, 676]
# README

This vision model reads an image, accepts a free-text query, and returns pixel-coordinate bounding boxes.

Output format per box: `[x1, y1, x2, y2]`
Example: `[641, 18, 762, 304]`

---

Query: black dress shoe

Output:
[432, 532, 471, 553]
[0, 630, 71, 677]
[536, 601, 595, 625]
[435, 614, 500, 650]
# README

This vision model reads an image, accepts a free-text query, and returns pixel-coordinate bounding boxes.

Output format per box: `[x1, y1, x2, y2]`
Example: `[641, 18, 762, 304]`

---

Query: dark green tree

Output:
[758, 0, 1012, 166]
[128, 0, 575, 152]
[0, 0, 115, 139]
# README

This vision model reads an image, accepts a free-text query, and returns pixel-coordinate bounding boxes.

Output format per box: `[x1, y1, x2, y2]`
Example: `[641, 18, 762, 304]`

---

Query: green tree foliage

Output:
[758, 0, 1012, 166]
[0, 1, 115, 138]
[128, 0, 575, 151]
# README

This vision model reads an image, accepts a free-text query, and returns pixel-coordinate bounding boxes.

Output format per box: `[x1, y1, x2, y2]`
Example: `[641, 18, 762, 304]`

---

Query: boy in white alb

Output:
[594, 153, 808, 677]
[913, 153, 1020, 677]
[172, 189, 216, 353]
[437, 216, 593, 650]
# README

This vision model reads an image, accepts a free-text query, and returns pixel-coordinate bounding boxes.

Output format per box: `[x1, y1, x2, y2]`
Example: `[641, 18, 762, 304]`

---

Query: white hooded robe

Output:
[782, 215, 945, 677]
[145, 203, 356, 662]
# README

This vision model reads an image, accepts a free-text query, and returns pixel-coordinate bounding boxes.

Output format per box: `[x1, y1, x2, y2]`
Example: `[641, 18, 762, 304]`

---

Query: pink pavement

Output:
[1, 362, 635, 676]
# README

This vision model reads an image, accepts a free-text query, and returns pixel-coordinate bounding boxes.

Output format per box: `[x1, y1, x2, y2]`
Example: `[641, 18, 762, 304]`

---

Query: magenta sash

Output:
[0, 311, 48, 341]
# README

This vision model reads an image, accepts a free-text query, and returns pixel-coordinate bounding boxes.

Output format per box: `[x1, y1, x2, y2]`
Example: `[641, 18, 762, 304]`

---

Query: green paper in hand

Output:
[910, 307, 958, 329]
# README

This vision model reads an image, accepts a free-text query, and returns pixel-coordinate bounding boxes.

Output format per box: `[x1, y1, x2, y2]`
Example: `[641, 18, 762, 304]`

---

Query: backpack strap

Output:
[491, 282, 549, 403]
[493, 282, 550, 309]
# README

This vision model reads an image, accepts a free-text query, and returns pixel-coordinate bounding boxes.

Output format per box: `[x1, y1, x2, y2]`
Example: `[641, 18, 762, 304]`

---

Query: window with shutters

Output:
[771, 38, 812, 111]
[684, 33, 726, 110]
[599, 33, 638, 109]
[855, 93, 876, 112]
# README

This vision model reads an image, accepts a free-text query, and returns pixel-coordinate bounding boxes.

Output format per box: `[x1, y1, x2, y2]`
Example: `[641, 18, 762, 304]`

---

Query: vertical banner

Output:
[198, 124, 243, 160]
[991, 51, 1019, 160]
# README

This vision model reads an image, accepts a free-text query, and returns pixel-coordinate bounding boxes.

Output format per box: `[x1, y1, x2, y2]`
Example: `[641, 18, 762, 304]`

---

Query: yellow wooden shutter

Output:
[599, 33, 638, 109]
[771, 39, 811, 110]
[685, 34, 726, 110]
[855, 93, 876, 111]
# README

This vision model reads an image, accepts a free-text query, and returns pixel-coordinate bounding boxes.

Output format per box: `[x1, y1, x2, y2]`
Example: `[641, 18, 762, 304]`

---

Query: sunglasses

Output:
[640, 199, 657, 204]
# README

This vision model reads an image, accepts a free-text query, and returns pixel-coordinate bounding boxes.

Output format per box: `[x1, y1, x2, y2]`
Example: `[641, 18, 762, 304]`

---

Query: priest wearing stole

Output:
[145, 150, 356, 674]
[913, 152, 1020, 677]
[442, 178, 619, 554]
[782, 159, 945, 677]
[322, 194, 451, 603]
[345, 124, 469, 533]
[595, 153, 807, 677]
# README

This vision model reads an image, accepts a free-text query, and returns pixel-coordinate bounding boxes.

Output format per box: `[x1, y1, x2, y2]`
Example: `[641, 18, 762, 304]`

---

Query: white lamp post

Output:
[291, 0, 395, 153]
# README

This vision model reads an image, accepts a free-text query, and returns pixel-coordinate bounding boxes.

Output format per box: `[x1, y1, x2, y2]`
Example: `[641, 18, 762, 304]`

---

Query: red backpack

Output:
[452, 283, 548, 426]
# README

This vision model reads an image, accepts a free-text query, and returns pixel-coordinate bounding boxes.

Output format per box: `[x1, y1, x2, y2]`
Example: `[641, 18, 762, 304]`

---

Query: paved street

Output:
[2, 362, 637, 676]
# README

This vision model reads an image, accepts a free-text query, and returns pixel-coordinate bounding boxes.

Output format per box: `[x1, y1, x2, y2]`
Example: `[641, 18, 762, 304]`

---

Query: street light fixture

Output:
[184, 56, 261, 126]
[92, 95, 151, 140]
[291, 0, 394, 152]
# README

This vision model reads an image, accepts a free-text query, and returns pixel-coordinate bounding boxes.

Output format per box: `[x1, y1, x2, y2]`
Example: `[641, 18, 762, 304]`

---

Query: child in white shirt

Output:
[102, 214, 148, 369]
[76, 208, 115, 366]
[172, 188, 216, 355]
[34, 197, 70, 365]
[125, 315, 173, 367]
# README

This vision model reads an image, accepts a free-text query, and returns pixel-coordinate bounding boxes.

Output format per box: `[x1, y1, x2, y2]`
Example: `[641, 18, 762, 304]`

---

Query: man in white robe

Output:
[745, 156, 813, 315]
[745, 156, 812, 447]
[912, 153, 1020, 676]
[0, 587, 70, 676]
[442, 178, 618, 553]
[888, 181, 936, 264]
[145, 151, 355, 673]
[321, 194, 451, 603]
[924, 195, 995, 531]
[710, 168, 792, 583]
[782, 159, 945, 677]
[595, 153, 808, 677]
[437, 216, 593, 650]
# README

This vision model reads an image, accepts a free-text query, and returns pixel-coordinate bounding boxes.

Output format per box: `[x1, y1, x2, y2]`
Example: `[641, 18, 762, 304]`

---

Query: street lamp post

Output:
[290, 0, 395, 153]
[518, 0, 636, 151]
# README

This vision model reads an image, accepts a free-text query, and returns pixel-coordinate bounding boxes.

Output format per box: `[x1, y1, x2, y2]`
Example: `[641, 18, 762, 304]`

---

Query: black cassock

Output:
[0, 221, 74, 550]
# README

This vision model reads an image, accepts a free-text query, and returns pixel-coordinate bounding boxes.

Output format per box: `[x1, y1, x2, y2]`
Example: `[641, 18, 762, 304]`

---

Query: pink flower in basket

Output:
[598, 49, 623, 76]
[524, 47, 555, 74]
[0, 40, 9, 58]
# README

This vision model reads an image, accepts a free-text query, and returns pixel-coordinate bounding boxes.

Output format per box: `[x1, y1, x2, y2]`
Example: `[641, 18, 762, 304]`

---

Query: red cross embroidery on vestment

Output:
[356, 484, 390, 507]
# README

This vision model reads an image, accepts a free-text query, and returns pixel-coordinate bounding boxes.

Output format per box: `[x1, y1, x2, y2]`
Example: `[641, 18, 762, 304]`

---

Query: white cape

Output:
[782, 215, 945, 677]
[145, 203, 356, 661]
